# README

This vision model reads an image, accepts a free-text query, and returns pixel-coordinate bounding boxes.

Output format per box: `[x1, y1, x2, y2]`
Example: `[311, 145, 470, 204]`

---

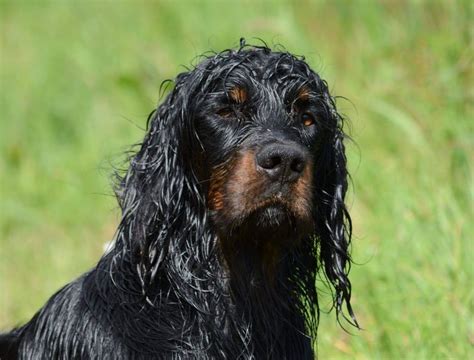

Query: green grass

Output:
[1, 1, 472, 358]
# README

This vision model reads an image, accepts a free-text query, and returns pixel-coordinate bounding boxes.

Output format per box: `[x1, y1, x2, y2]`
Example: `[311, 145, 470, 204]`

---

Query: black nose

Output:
[256, 142, 308, 182]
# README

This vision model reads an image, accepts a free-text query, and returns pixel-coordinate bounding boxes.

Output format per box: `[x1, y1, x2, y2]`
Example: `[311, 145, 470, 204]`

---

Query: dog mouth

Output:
[218, 198, 312, 249]
[238, 195, 310, 233]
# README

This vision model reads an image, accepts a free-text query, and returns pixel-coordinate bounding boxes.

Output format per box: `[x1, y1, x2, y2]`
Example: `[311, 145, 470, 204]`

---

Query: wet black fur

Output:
[0, 41, 356, 359]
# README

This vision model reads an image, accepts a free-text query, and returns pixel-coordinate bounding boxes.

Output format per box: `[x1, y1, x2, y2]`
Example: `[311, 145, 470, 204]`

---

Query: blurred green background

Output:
[1, 0, 472, 358]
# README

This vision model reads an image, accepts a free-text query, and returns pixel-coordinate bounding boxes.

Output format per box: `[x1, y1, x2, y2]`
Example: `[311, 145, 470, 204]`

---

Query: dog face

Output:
[187, 51, 339, 246]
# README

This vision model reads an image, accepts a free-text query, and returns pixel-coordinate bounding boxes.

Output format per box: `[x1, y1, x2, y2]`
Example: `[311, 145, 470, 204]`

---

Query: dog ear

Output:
[313, 89, 358, 327]
[115, 70, 212, 286]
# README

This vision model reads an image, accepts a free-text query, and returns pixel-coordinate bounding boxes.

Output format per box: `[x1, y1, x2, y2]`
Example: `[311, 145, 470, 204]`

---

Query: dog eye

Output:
[301, 112, 315, 127]
[216, 107, 233, 118]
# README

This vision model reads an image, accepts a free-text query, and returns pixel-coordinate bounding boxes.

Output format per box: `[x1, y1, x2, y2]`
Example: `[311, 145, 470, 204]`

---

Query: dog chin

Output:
[212, 201, 311, 242]
[253, 204, 292, 228]
[244, 201, 314, 241]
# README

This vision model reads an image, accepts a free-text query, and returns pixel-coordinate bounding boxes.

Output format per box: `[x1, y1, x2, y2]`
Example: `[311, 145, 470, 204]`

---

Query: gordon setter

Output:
[0, 41, 357, 359]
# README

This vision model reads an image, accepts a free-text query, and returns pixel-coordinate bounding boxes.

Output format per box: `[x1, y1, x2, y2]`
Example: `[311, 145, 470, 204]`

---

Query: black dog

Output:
[0, 42, 357, 359]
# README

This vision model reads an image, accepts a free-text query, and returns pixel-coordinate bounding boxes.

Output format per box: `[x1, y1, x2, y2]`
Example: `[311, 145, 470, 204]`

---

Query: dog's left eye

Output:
[301, 112, 315, 127]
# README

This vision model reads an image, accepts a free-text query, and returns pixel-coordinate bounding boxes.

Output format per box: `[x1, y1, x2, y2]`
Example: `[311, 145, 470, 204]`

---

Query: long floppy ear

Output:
[314, 88, 358, 327]
[114, 70, 213, 289]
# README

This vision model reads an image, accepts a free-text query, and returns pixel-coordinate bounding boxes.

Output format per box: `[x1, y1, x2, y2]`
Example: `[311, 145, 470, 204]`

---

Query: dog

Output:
[0, 41, 357, 359]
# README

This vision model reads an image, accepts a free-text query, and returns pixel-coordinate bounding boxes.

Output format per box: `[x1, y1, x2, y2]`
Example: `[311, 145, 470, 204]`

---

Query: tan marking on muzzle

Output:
[291, 159, 313, 220]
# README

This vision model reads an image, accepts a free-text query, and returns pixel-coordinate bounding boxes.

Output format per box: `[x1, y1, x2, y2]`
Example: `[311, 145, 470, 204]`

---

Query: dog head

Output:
[116, 43, 355, 324]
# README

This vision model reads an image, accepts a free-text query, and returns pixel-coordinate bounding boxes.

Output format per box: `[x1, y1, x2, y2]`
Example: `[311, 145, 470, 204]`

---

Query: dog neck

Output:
[217, 230, 313, 356]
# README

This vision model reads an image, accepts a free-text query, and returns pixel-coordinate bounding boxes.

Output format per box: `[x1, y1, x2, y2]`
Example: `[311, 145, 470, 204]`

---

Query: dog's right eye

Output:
[216, 107, 233, 118]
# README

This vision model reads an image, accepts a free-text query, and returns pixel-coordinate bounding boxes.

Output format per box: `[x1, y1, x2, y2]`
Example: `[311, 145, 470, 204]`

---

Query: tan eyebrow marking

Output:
[229, 87, 247, 104]
[297, 86, 310, 101]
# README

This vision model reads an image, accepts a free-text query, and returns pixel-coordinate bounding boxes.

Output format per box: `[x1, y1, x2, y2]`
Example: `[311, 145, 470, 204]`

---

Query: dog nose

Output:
[256, 142, 307, 182]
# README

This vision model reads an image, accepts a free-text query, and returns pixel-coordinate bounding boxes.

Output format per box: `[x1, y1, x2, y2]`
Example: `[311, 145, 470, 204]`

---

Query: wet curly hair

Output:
[0, 40, 357, 360]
